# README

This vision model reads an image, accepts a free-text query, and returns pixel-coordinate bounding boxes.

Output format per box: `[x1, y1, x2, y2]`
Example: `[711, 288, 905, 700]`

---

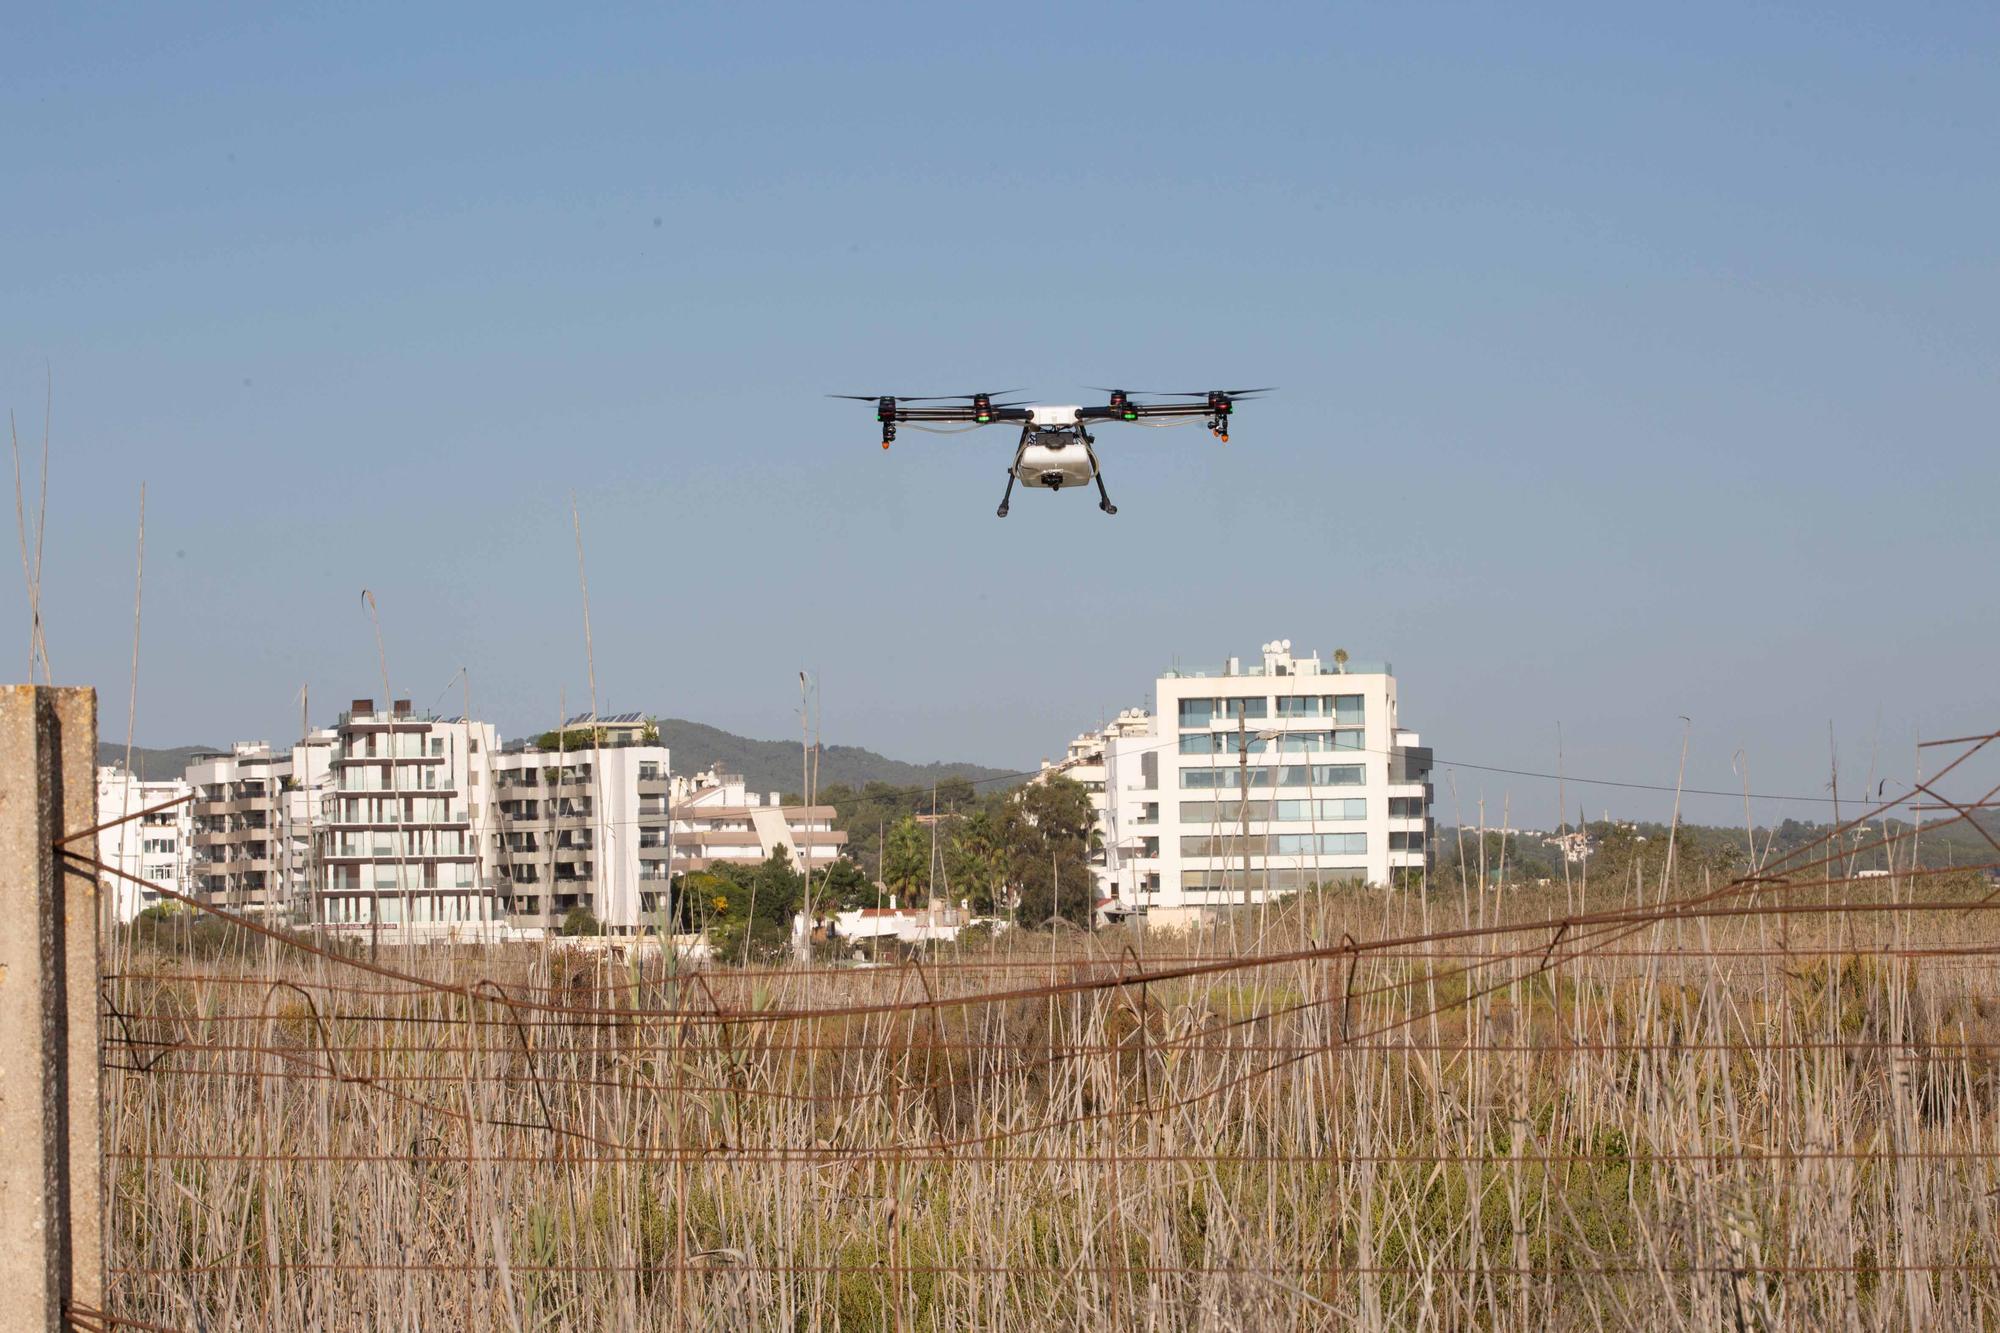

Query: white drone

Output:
[831, 387, 1272, 516]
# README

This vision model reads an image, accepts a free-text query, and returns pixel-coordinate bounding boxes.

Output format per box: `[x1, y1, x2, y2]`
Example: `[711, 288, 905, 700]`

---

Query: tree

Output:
[882, 817, 931, 900]
[996, 775, 1098, 928]
[560, 905, 602, 936]
[810, 857, 873, 912]
[942, 804, 1005, 912]
[818, 776, 995, 883]
[703, 847, 805, 962]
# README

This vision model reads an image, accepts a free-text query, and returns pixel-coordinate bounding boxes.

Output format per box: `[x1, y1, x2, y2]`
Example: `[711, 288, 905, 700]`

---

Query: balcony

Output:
[1388, 747, 1433, 785]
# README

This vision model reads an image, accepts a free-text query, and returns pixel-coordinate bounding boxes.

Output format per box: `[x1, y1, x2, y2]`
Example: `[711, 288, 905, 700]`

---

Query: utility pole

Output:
[0, 685, 104, 1330]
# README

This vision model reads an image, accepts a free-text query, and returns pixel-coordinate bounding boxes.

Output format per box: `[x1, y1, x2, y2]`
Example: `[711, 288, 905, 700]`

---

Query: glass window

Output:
[1181, 832, 1367, 857]
[1180, 732, 1273, 755]
[1389, 831, 1426, 851]
[1332, 730, 1364, 750]
[1334, 695, 1364, 725]
[1184, 798, 1367, 823]
[1177, 698, 1216, 727]
[1272, 798, 1367, 822]
[1222, 697, 1268, 720]
[1181, 763, 1366, 789]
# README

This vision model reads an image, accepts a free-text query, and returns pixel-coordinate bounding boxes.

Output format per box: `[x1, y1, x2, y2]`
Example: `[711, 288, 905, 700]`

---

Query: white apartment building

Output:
[316, 699, 502, 942]
[487, 723, 672, 934]
[1085, 640, 1433, 914]
[278, 728, 337, 916]
[187, 742, 294, 914]
[95, 765, 192, 920]
[1041, 708, 1155, 908]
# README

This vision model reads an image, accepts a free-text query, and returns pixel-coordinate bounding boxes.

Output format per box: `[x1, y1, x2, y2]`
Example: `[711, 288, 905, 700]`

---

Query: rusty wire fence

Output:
[64, 729, 2000, 1330]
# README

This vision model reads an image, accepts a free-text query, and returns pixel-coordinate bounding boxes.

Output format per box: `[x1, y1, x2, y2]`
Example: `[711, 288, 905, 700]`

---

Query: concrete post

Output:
[0, 685, 102, 1331]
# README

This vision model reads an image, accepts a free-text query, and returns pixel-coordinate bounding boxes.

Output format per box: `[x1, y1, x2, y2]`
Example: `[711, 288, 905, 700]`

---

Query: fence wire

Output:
[62, 728, 2000, 1331]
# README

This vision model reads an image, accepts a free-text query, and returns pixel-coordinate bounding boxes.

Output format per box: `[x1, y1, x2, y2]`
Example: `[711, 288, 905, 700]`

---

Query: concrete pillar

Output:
[0, 685, 102, 1331]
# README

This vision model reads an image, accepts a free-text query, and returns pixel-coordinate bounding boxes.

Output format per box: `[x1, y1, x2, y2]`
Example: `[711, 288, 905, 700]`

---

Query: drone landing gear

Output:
[1084, 434, 1117, 514]
[998, 427, 1031, 518]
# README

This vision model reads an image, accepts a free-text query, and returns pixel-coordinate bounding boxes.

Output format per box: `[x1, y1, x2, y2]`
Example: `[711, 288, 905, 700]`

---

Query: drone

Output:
[831, 387, 1272, 516]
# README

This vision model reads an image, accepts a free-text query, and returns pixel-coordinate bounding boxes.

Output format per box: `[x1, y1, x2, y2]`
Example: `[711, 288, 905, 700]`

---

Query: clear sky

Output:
[4, 4, 1996, 824]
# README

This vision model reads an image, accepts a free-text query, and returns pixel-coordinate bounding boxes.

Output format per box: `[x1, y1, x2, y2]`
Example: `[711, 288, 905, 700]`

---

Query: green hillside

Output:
[94, 743, 221, 782]
[651, 718, 1013, 799]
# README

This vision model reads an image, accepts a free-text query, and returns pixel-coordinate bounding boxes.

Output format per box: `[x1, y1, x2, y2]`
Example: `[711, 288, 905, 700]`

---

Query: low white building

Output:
[94, 765, 192, 920]
[667, 768, 847, 877]
[1082, 640, 1433, 915]
[830, 903, 971, 948]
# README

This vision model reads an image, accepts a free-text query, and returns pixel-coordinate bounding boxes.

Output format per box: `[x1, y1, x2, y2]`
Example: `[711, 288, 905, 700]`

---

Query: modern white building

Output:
[186, 742, 294, 914]
[166, 702, 867, 946]
[487, 723, 672, 934]
[1081, 640, 1433, 915]
[315, 699, 503, 942]
[1041, 707, 1156, 910]
[277, 728, 338, 918]
[94, 765, 192, 920]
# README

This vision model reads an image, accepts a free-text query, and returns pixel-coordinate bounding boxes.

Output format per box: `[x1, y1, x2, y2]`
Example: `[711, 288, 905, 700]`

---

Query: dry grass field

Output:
[102, 865, 2000, 1331]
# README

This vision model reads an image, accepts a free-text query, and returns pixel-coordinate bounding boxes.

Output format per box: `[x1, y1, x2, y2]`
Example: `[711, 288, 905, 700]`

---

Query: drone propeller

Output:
[827, 390, 1023, 403]
[1086, 386, 1276, 399]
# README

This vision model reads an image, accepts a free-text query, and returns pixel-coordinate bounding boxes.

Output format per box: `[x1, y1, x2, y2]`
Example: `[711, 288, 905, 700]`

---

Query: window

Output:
[1274, 798, 1366, 822]
[1334, 695, 1364, 725]
[1181, 833, 1366, 857]
[1222, 697, 1267, 720]
[1388, 797, 1426, 818]
[1389, 831, 1426, 851]
[1332, 730, 1364, 751]
[1178, 698, 1216, 727]
[1180, 867, 1364, 893]
[1180, 732, 1273, 755]
[1180, 764, 1365, 790]
[1180, 798, 1364, 824]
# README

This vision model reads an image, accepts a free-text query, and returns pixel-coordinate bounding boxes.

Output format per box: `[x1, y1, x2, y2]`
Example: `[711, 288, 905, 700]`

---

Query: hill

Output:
[95, 743, 221, 782]
[652, 718, 1013, 799]
[98, 725, 1012, 797]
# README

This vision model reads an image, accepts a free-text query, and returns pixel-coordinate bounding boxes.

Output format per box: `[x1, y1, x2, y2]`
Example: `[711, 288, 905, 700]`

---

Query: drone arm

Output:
[1126, 401, 1220, 420]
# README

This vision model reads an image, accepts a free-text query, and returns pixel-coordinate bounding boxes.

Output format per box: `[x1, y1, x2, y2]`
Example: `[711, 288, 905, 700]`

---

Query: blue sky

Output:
[4, 4, 1996, 823]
